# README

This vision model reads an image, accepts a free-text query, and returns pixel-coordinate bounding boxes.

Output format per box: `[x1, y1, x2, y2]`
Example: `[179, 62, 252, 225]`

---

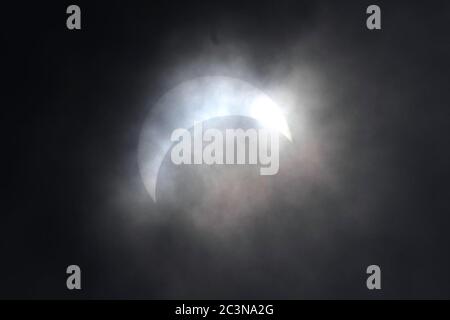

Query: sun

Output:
[138, 76, 292, 202]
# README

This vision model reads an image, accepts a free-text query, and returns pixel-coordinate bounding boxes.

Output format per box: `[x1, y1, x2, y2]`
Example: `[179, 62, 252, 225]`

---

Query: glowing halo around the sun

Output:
[138, 76, 292, 202]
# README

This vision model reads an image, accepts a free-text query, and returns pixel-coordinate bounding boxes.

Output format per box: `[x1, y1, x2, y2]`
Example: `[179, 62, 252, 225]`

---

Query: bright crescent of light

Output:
[138, 76, 292, 202]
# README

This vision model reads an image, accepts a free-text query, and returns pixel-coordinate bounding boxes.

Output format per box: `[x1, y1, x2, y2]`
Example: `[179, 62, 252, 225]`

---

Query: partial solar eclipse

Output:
[138, 76, 292, 202]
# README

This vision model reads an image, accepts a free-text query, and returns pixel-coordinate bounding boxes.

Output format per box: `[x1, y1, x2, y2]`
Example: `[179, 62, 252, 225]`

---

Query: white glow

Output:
[250, 95, 292, 141]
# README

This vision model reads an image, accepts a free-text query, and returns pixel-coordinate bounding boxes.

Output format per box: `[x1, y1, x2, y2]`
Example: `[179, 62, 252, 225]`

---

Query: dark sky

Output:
[2, 0, 450, 299]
